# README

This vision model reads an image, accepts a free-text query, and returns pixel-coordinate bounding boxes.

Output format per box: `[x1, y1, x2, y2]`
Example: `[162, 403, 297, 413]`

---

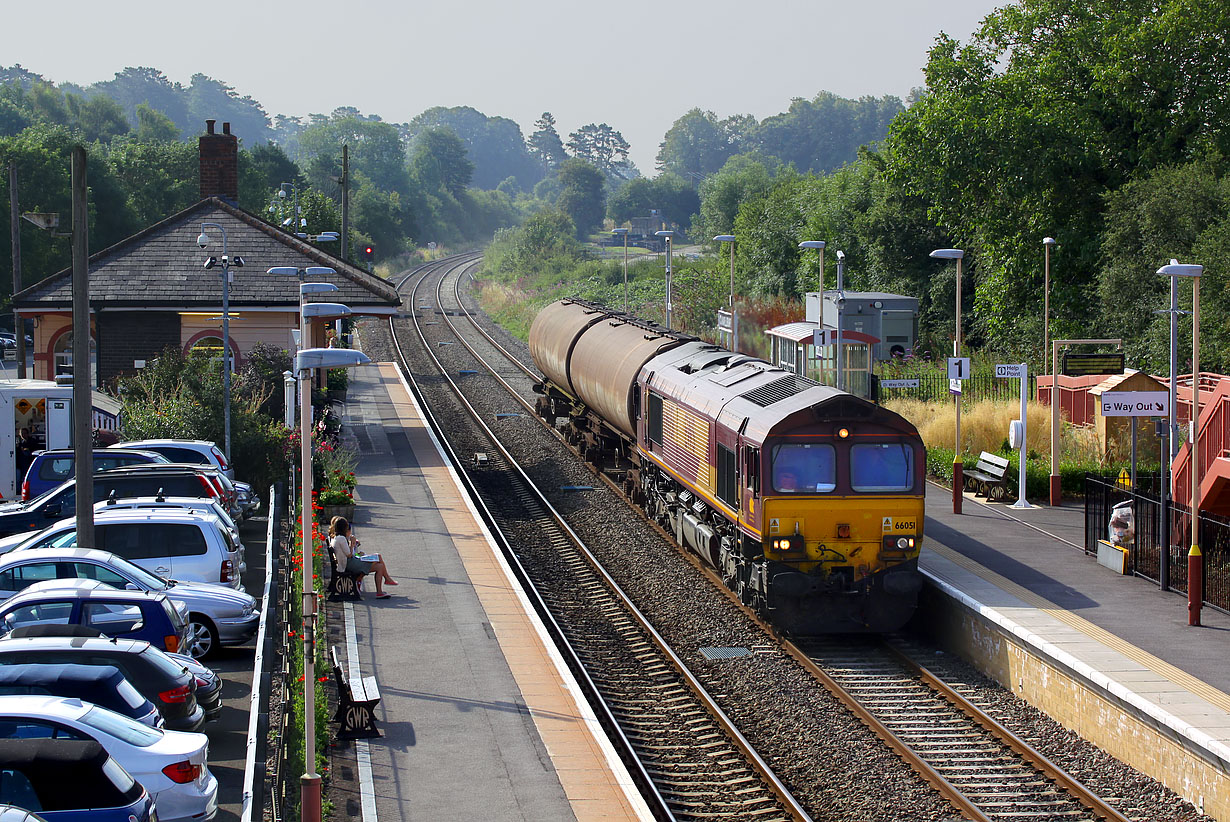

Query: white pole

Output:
[1012, 363, 1034, 509]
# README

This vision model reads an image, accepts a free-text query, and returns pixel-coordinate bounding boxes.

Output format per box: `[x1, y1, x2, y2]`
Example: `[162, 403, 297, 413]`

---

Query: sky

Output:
[6, 0, 1003, 173]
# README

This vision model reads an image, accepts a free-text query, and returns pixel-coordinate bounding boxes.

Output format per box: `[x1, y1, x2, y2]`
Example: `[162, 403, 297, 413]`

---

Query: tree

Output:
[528, 112, 567, 171]
[407, 106, 541, 190]
[106, 137, 198, 227]
[557, 158, 606, 238]
[134, 103, 180, 142]
[753, 92, 902, 175]
[697, 154, 773, 238]
[409, 126, 474, 198]
[567, 123, 630, 177]
[656, 108, 739, 177]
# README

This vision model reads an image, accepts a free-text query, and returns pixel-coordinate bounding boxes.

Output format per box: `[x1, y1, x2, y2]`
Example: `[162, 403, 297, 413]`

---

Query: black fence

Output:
[877, 372, 1038, 403]
[1084, 474, 1230, 615]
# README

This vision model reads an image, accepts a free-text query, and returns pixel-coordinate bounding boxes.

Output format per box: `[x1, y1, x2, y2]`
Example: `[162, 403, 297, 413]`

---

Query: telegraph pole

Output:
[340, 145, 349, 261]
[8, 161, 24, 378]
[71, 146, 93, 548]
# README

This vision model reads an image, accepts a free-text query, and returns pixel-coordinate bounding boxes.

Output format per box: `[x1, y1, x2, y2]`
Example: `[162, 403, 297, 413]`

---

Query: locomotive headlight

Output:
[837, 427, 850, 439]
[895, 537, 915, 550]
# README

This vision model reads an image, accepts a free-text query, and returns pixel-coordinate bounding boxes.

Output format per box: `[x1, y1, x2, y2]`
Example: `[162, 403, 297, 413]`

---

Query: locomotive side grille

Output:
[742, 374, 813, 407]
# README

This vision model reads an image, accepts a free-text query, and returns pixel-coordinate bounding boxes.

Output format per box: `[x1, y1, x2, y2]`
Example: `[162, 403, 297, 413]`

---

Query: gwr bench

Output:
[964, 451, 1011, 501]
[326, 538, 363, 601]
[330, 646, 381, 739]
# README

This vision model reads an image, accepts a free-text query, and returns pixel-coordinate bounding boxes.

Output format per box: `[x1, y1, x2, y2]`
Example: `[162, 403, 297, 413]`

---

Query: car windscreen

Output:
[139, 646, 190, 680]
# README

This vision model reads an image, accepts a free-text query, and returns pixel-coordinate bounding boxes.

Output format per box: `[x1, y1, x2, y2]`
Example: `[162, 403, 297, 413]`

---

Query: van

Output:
[22, 448, 169, 501]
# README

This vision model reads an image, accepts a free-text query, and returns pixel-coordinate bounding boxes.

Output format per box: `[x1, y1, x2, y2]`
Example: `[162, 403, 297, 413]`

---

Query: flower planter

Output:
[319, 504, 355, 524]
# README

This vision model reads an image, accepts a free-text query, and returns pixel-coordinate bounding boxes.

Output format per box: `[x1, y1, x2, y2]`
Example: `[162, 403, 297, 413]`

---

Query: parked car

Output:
[21, 450, 169, 501]
[0, 333, 32, 348]
[0, 804, 45, 822]
[0, 695, 217, 822]
[95, 464, 239, 519]
[233, 481, 260, 518]
[0, 580, 188, 654]
[8, 508, 244, 591]
[0, 635, 202, 732]
[95, 495, 245, 574]
[0, 468, 226, 539]
[0, 738, 155, 821]
[0, 664, 162, 729]
[112, 440, 233, 482]
[166, 653, 221, 723]
[0, 547, 258, 659]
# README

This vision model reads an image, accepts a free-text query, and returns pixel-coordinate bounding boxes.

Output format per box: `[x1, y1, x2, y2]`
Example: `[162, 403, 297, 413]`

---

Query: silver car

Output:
[0, 547, 258, 659]
[94, 496, 246, 575]
[8, 509, 243, 591]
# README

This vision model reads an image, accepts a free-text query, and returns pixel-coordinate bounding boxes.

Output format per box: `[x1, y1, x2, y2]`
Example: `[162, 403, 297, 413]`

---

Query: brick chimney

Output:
[199, 119, 238, 202]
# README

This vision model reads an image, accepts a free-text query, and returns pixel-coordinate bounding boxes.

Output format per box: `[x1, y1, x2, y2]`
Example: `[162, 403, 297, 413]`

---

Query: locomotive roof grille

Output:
[742, 374, 817, 406]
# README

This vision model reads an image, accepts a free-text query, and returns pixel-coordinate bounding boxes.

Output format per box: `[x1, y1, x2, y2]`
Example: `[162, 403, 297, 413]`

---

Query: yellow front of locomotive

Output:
[757, 428, 926, 633]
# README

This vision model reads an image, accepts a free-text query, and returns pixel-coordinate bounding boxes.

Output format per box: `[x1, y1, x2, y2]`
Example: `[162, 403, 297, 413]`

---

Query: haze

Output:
[7, 0, 1001, 172]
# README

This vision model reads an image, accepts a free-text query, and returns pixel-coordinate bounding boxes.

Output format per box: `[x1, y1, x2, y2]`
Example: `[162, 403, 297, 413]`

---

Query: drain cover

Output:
[699, 647, 751, 660]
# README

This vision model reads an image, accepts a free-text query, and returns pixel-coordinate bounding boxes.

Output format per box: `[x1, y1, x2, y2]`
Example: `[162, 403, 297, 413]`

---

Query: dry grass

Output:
[885, 398, 1103, 461]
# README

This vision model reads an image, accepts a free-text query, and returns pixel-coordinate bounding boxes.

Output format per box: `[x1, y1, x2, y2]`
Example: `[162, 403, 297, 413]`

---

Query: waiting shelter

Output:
[1089, 370, 1167, 461]
[766, 321, 878, 399]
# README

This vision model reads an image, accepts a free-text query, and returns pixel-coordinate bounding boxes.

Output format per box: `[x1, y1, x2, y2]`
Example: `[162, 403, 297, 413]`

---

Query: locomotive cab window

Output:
[771, 443, 836, 493]
[850, 443, 914, 492]
[744, 447, 759, 494]
[647, 391, 663, 445]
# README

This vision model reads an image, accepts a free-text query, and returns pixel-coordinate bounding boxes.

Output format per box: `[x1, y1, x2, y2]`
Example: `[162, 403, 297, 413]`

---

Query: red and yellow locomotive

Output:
[530, 299, 925, 633]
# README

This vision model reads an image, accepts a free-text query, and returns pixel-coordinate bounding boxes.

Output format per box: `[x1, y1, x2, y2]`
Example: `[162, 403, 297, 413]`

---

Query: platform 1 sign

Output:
[1100, 391, 1168, 417]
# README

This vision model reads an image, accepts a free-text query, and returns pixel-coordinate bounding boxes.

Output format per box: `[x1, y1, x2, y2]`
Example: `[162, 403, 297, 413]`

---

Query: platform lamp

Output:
[294, 345, 369, 822]
[930, 248, 965, 514]
[1157, 261, 1204, 627]
[1042, 237, 1056, 369]
[655, 230, 675, 329]
[610, 228, 630, 311]
[714, 235, 737, 350]
[198, 223, 244, 467]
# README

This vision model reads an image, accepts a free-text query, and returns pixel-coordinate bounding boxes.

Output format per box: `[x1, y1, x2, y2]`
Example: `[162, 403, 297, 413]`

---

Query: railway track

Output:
[382, 254, 1138, 822]
[388, 255, 809, 822]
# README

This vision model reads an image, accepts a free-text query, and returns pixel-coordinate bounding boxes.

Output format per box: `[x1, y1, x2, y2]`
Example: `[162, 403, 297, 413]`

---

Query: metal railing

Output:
[1084, 474, 1229, 615]
[877, 372, 1039, 404]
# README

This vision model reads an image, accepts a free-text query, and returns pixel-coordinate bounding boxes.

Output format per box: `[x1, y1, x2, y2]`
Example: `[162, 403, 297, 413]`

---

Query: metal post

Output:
[1159, 421, 1170, 591]
[665, 237, 673, 330]
[835, 254, 845, 392]
[283, 371, 295, 429]
[1170, 274, 1179, 459]
[341, 145, 349, 261]
[1189, 276, 1202, 626]
[9, 161, 25, 379]
[222, 260, 231, 465]
[1043, 237, 1054, 372]
[1050, 341, 1061, 506]
[1130, 418, 1137, 490]
[953, 257, 963, 514]
[1012, 364, 1033, 509]
[622, 232, 629, 313]
[299, 359, 320, 820]
[71, 146, 93, 549]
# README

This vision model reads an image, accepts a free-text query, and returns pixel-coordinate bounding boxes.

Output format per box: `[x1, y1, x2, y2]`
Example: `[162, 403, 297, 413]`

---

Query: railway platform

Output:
[325, 361, 652, 821]
[921, 485, 1230, 819]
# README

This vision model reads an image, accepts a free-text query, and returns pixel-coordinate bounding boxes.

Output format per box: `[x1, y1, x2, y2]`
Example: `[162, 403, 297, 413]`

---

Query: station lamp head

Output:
[798, 240, 825, 250]
[929, 248, 964, 260]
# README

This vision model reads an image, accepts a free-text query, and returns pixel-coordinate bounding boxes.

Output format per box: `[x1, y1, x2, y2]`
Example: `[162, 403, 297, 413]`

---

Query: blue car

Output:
[21, 449, 169, 501]
[0, 580, 188, 656]
[0, 738, 154, 821]
[0, 664, 162, 729]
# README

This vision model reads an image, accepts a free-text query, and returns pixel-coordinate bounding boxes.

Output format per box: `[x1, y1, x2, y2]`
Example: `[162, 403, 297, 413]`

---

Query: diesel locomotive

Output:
[529, 298, 926, 634]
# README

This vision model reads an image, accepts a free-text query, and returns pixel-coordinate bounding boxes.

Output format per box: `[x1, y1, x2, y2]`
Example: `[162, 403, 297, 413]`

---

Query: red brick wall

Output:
[199, 120, 238, 202]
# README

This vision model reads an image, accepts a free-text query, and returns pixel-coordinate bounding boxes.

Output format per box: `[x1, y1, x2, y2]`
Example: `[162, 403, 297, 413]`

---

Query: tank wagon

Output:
[530, 298, 926, 633]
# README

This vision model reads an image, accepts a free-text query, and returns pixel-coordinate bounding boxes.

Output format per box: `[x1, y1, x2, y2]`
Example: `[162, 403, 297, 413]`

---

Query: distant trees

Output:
[557, 159, 606, 238]
[406, 106, 541, 191]
[566, 123, 631, 178]
[528, 112, 567, 171]
[607, 174, 698, 229]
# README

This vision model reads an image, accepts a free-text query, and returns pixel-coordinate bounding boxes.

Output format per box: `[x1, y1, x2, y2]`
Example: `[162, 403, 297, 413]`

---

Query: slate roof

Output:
[14, 197, 402, 311]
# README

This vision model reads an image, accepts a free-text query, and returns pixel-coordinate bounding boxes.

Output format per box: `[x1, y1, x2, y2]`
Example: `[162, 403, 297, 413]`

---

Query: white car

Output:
[0, 693, 218, 822]
[95, 495, 246, 574]
[113, 439, 234, 482]
[6, 508, 243, 590]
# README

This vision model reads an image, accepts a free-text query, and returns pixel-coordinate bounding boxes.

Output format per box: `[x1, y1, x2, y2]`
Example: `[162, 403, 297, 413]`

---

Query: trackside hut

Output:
[12, 196, 401, 387]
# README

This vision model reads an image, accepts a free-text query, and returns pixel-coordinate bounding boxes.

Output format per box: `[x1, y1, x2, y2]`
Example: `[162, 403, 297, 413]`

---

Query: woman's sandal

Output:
[376, 593, 392, 599]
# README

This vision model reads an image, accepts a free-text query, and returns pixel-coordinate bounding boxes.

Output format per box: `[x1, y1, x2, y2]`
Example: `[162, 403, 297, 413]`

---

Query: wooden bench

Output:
[330, 646, 381, 739]
[326, 538, 363, 601]
[964, 451, 1011, 501]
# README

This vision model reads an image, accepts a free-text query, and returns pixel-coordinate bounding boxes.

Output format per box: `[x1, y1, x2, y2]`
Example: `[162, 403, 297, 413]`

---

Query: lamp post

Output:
[277, 182, 304, 235]
[294, 346, 369, 822]
[1158, 261, 1204, 627]
[655, 230, 675, 329]
[611, 228, 629, 311]
[931, 248, 965, 514]
[799, 241, 827, 382]
[198, 224, 244, 465]
[714, 235, 737, 351]
[268, 266, 339, 399]
[1043, 237, 1056, 369]
[834, 251, 848, 390]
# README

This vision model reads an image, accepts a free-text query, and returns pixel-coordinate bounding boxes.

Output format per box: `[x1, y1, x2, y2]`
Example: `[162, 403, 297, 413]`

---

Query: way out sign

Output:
[1100, 391, 1168, 417]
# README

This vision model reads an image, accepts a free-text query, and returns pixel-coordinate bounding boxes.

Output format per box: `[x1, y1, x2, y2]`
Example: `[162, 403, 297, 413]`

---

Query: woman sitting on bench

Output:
[330, 516, 398, 598]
